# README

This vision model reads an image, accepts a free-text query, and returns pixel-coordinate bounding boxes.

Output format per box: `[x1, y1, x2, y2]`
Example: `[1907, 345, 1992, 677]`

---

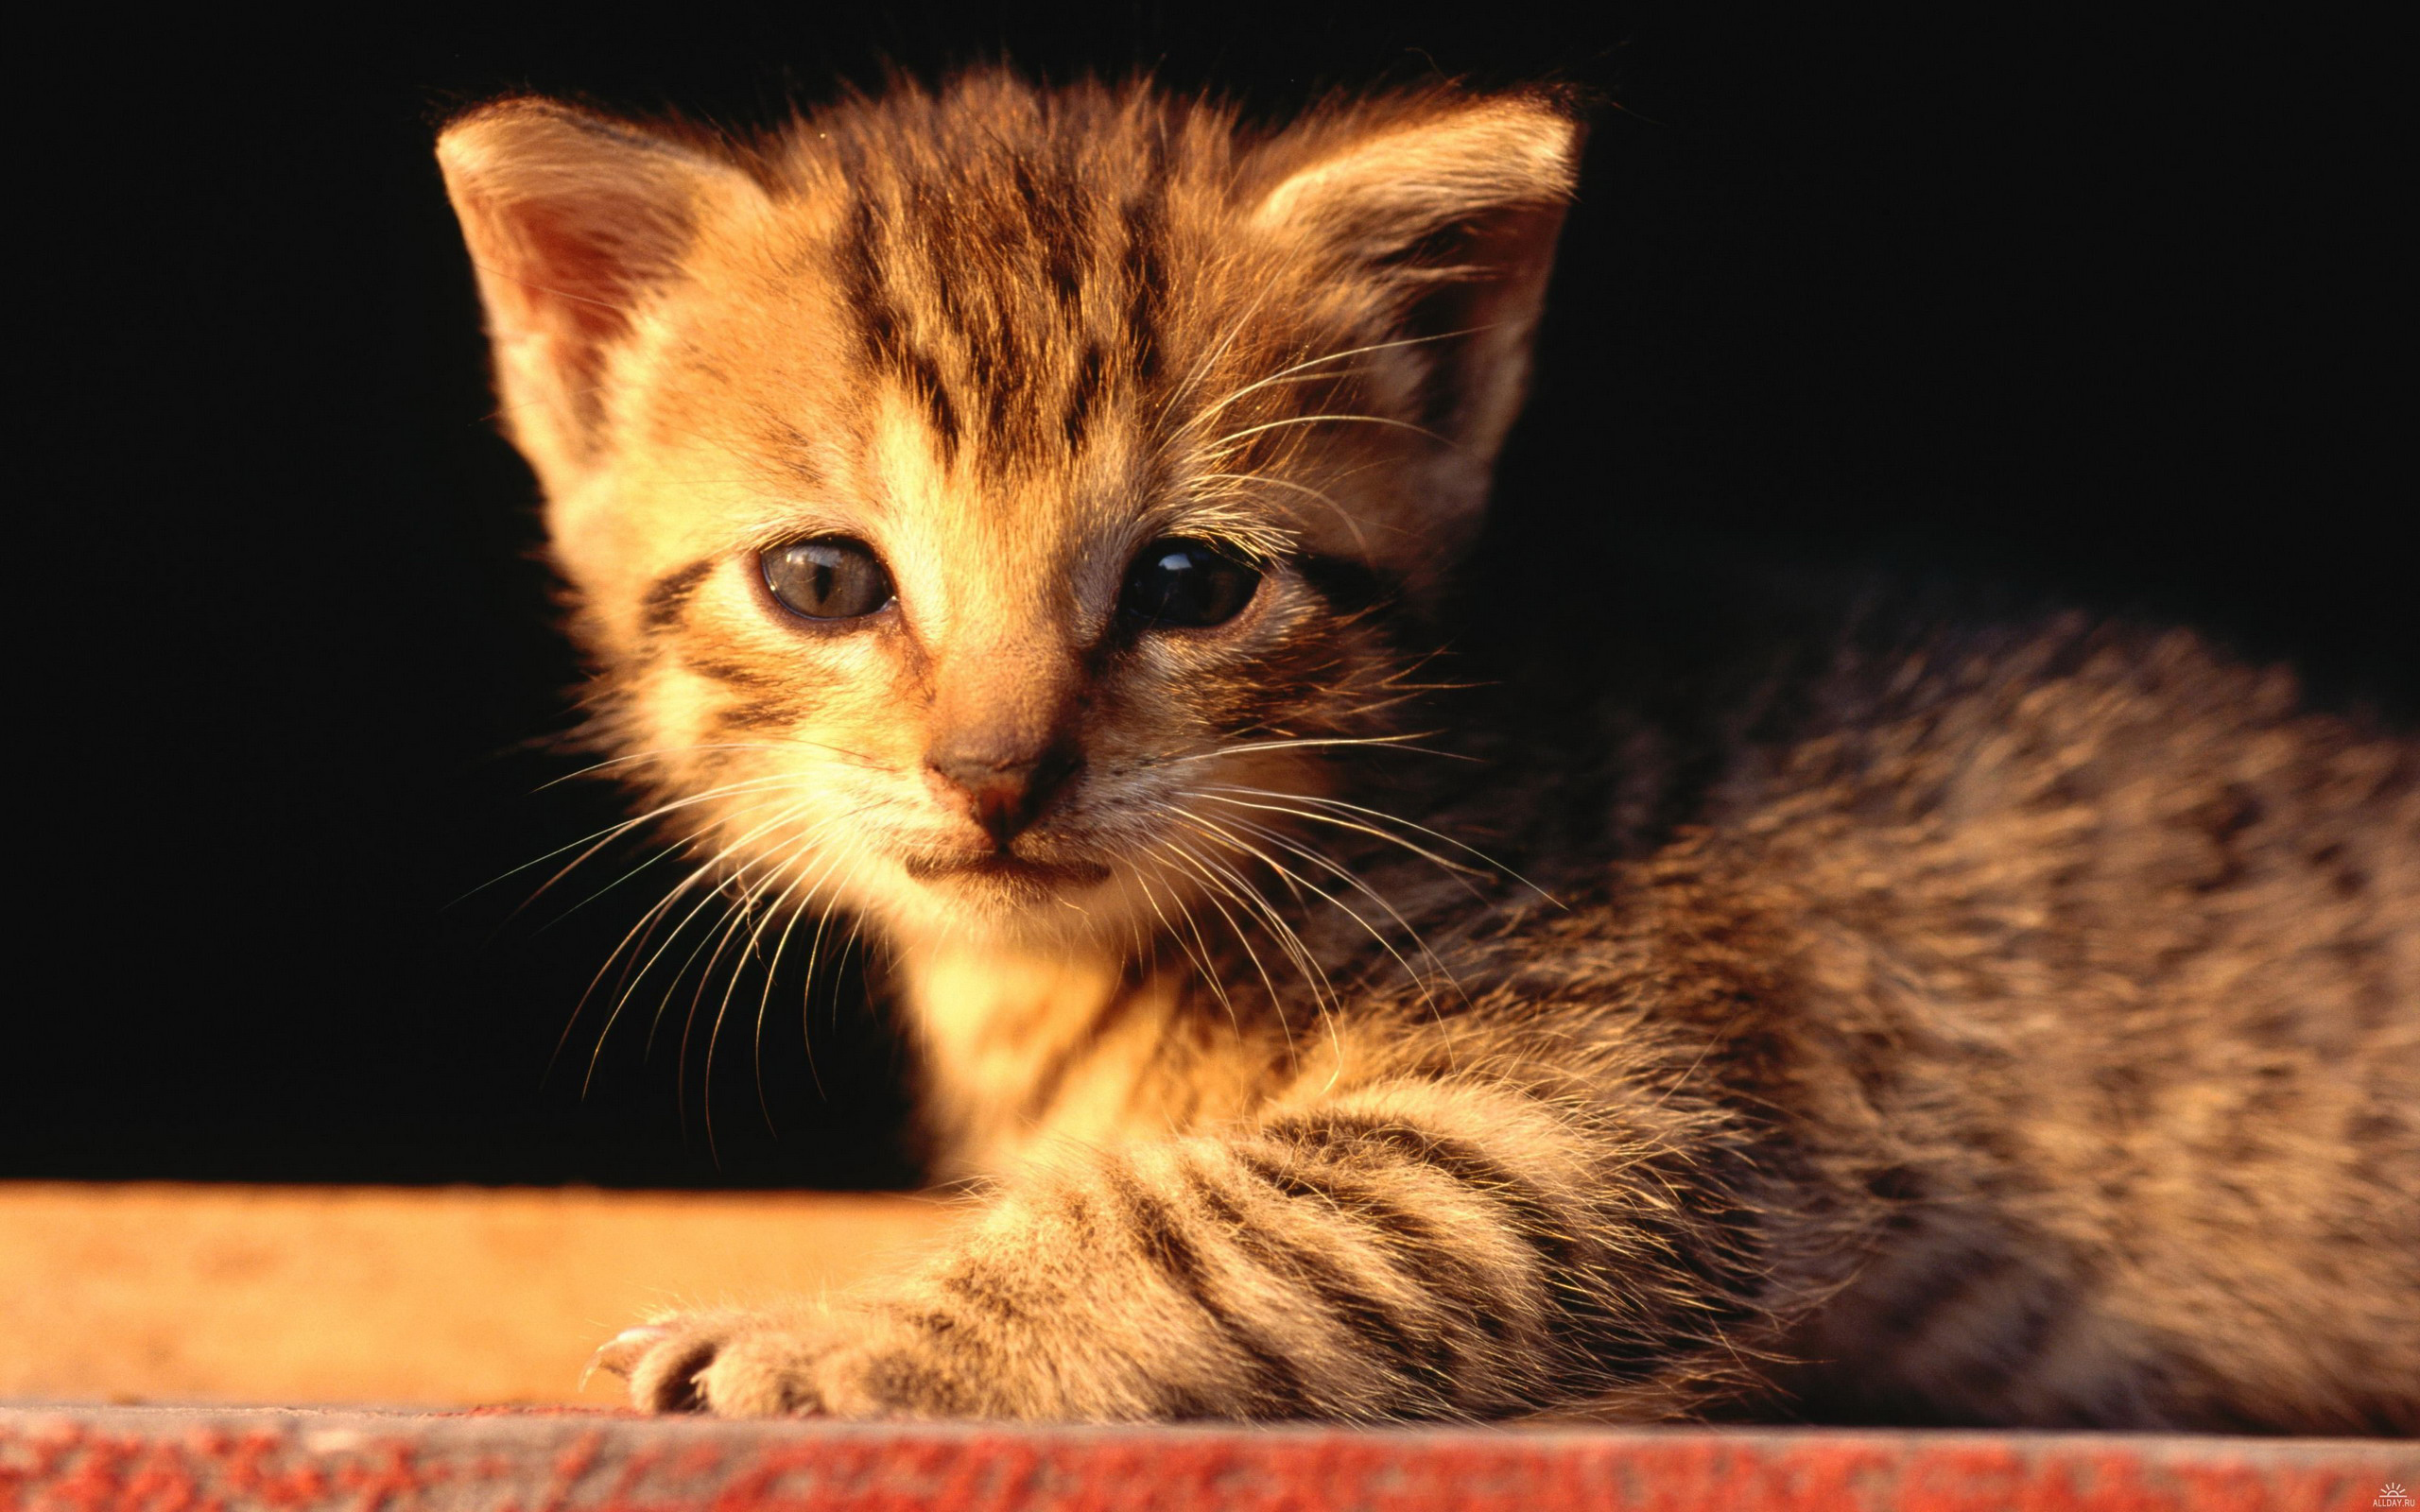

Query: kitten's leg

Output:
[595, 1073, 1766, 1420]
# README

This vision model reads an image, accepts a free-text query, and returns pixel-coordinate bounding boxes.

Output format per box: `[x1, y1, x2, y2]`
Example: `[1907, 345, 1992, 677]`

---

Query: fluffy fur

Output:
[438, 73, 2418, 1429]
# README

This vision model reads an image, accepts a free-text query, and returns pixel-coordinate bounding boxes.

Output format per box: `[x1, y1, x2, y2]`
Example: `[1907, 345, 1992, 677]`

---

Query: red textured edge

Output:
[2, 1407, 2413, 1512]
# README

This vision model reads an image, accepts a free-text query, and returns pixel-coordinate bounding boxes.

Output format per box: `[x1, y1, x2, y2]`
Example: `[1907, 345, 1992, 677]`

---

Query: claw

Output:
[583, 1324, 674, 1389]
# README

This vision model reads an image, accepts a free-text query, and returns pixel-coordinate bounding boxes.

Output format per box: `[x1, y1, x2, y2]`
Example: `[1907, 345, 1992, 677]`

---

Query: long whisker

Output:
[516, 789, 816, 928]
[1146, 838, 1302, 1068]
[689, 867, 786, 1161]
[1201, 790, 1483, 885]
[1170, 326, 1497, 442]
[1153, 280, 1285, 436]
[1163, 834, 1349, 1079]
[1148, 732, 1473, 769]
[730, 852, 827, 1134]
[665, 800, 877, 1144]
[577, 799, 829, 1094]
[1180, 808, 1462, 1010]
[748, 844, 860, 1117]
[789, 848, 867, 1097]
[1183, 810, 1476, 1075]
[641, 803, 831, 1064]
[1203, 412, 1453, 460]
[1185, 471, 1380, 555]
[1202, 785, 1559, 904]
[532, 787, 814, 937]
[542, 789, 823, 1087]
[458, 773, 805, 910]
[1130, 851, 1243, 1037]
[1176, 817, 1355, 1005]
[1151, 836, 1287, 1001]
[701, 828, 870, 1159]
[531, 740, 885, 792]
[1161, 833, 1339, 1022]
[1132, 841, 1248, 1030]
[691, 823, 849, 1157]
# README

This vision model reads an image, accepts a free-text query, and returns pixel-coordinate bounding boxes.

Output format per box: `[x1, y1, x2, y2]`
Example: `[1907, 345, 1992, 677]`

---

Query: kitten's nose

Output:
[926, 742, 1081, 845]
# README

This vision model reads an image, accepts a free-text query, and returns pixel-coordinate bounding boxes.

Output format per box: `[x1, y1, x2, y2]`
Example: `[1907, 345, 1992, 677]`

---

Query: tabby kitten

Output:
[438, 74, 2417, 1429]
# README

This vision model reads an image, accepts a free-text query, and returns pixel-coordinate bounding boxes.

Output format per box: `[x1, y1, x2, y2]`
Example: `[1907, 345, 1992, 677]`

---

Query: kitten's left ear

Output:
[438, 99, 768, 494]
[1253, 91, 1582, 541]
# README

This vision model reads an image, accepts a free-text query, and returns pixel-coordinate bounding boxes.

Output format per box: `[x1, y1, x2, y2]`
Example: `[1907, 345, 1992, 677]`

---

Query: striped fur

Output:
[441, 74, 2418, 1429]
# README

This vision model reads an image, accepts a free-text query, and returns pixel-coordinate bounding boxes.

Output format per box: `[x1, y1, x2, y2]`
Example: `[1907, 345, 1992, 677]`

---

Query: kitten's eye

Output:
[761, 538, 895, 621]
[1119, 539, 1261, 629]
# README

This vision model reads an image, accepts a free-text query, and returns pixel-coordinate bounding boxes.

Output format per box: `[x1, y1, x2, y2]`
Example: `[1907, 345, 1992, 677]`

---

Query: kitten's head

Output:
[441, 74, 1576, 954]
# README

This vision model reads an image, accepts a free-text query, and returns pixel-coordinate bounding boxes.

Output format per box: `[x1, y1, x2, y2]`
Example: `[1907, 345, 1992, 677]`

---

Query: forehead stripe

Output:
[641, 557, 717, 634]
[839, 196, 965, 462]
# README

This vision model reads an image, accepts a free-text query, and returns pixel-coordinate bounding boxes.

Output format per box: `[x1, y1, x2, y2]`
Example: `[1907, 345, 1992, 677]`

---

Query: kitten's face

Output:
[441, 77, 1574, 954]
[566, 290, 1403, 951]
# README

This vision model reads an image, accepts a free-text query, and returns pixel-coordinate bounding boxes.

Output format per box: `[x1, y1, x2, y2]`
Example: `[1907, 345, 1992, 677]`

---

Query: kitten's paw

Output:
[592, 1308, 851, 1417]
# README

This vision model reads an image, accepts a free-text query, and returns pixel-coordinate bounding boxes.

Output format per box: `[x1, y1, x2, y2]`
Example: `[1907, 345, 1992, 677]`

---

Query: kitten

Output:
[438, 74, 2417, 1429]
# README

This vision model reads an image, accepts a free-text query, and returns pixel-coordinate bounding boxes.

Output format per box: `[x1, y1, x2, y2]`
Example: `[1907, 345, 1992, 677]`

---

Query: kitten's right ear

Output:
[437, 99, 763, 491]
[1249, 91, 1582, 560]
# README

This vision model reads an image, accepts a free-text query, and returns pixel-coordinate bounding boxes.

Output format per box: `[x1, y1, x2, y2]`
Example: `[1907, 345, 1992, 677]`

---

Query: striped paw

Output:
[590, 1307, 884, 1418]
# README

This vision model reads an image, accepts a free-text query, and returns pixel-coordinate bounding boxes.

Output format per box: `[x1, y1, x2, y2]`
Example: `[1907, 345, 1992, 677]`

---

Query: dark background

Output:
[14, 6, 2405, 1187]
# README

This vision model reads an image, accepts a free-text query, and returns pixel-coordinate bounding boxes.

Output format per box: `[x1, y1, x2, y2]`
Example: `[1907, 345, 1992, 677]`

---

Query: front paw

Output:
[592, 1307, 868, 1417]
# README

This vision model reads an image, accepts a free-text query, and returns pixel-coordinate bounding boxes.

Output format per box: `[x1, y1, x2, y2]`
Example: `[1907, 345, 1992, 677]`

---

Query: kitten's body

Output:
[440, 76, 2417, 1430]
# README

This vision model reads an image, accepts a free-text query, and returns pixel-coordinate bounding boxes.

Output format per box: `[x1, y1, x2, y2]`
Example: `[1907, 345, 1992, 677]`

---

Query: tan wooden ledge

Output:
[5, 1185, 2414, 1511]
[0, 1183, 958, 1406]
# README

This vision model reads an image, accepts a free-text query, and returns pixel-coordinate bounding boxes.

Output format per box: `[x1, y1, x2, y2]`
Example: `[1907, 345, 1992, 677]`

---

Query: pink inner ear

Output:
[440, 100, 748, 484]
[498, 208, 654, 412]
[525, 220, 643, 343]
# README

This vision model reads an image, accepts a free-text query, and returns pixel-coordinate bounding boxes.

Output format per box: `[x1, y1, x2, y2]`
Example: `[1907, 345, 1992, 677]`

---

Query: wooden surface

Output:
[4, 1408, 2414, 1512]
[6, 1186, 2412, 1512]
[0, 1183, 959, 1406]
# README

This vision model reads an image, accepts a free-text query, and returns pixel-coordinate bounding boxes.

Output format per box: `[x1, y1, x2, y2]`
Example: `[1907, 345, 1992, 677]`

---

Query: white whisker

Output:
[1202, 784, 1559, 903]
[1203, 412, 1452, 461]
[462, 773, 806, 911]
[543, 788, 826, 1089]
[1150, 732, 1472, 769]
[1184, 471, 1380, 554]
[644, 805, 831, 1063]
[1161, 833, 1340, 1022]
[579, 799, 838, 1094]
[533, 787, 816, 937]
[1146, 838, 1304, 1067]
[1165, 833, 1351, 1079]
[1180, 809, 1461, 1008]
[1169, 326, 1496, 443]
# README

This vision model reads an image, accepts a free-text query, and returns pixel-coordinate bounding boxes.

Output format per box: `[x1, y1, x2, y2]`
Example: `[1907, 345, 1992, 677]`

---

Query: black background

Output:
[14, 6, 2406, 1188]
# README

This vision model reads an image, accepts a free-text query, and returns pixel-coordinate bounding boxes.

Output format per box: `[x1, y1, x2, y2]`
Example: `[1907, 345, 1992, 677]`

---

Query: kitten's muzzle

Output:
[925, 743, 1084, 845]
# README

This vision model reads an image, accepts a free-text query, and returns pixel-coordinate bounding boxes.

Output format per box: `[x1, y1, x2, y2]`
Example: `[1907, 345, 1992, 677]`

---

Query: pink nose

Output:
[926, 744, 1081, 844]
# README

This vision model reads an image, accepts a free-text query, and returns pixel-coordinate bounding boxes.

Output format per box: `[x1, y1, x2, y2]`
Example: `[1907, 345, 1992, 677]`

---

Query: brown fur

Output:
[438, 73, 2418, 1429]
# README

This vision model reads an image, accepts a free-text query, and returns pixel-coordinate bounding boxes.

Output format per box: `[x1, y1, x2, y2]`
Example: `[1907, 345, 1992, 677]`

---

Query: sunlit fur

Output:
[443, 74, 2417, 1429]
[441, 75, 1573, 1172]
